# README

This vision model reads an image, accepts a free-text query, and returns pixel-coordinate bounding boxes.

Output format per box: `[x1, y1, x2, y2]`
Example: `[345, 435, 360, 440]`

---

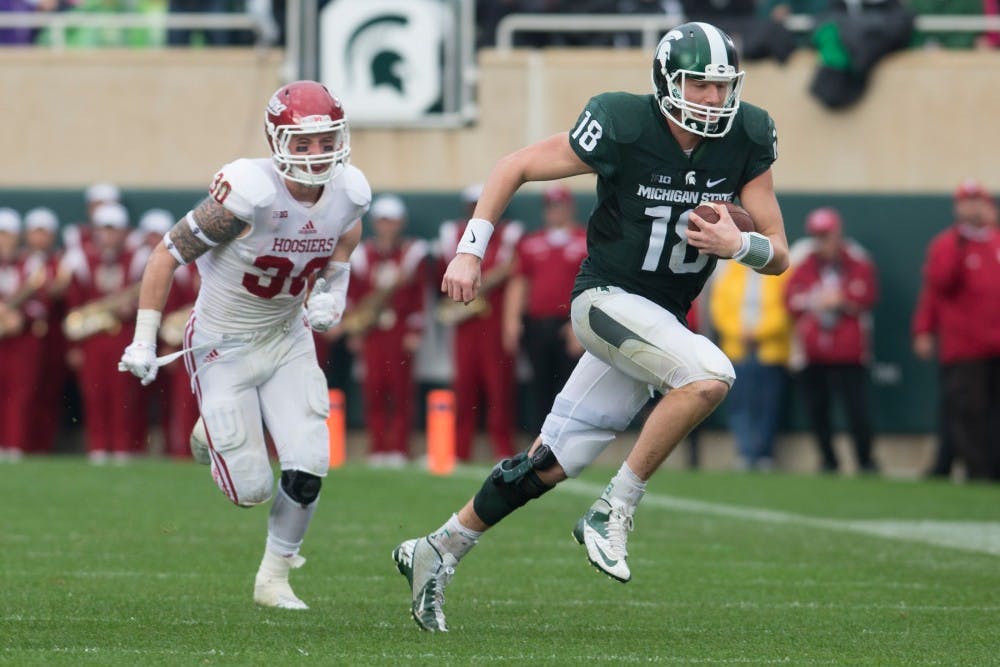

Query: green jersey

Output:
[569, 92, 777, 321]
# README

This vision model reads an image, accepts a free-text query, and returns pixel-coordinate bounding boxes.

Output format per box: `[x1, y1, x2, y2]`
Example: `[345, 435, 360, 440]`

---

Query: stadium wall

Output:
[0, 47, 995, 193]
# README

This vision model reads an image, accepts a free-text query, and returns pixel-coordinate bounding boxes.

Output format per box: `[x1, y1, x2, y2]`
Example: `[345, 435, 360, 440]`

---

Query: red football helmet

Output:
[264, 80, 350, 186]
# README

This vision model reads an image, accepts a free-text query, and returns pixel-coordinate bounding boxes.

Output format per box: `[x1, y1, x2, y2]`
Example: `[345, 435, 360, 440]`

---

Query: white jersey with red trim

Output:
[193, 158, 370, 334]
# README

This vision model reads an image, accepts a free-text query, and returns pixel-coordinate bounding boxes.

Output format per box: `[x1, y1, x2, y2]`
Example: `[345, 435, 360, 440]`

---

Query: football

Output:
[691, 201, 755, 233]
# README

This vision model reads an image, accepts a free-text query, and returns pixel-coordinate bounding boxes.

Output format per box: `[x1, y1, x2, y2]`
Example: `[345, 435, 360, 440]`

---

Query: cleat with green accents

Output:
[572, 498, 634, 583]
[393, 537, 457, 632]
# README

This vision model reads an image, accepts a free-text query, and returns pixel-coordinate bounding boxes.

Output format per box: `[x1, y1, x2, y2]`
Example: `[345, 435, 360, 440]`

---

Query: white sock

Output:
[602, 462, 646, 512]
[428, 513, 482, 561]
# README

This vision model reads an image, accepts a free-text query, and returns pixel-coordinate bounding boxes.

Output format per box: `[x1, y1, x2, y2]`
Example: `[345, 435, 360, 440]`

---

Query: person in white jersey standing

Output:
[118, 80, 371, 610]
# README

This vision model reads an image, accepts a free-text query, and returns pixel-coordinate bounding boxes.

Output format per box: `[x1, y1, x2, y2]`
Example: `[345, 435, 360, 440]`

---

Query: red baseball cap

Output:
[543, 184, 573, 205]
[805, 207, 842, 235]
[954, 178, 991, 201]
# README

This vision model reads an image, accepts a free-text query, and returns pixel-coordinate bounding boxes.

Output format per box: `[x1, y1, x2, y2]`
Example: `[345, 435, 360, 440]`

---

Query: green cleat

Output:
[572, 498, 634, 583]
[393, 537, 457, 632]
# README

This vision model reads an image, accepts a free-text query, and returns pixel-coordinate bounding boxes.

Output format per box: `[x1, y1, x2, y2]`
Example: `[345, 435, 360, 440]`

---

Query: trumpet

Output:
[341, 286, 397, 336]
[159, 303, 194, 347]
[63, 283, 141, 341]
[0, 266, 47, 339]
[433, 296, 491, 327]
[433, 266, 510, 327]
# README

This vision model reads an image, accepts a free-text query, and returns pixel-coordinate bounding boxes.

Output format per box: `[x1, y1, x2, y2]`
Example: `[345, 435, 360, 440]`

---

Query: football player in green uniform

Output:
[394, 21, 790, 632]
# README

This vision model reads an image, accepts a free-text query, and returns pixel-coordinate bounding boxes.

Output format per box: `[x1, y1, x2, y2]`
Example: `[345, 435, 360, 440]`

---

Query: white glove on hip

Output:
[118, 341, 159, 386]
[306, 277, 344, 333]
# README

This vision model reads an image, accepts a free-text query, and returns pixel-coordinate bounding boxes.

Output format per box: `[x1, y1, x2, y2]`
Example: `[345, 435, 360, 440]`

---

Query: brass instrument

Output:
[63, 283, 141, 341]
[434, 295, 491, 326]
[433, 267, 510, 327]
[159, 303, 194, 347]
[341, 285, 397, 336]
[0, 267, 47, 339]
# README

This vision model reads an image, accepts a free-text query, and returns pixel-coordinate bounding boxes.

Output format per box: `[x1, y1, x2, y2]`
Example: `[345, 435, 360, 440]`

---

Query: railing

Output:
[0, 11, 271, 50]
[496, 13, 1000, 51]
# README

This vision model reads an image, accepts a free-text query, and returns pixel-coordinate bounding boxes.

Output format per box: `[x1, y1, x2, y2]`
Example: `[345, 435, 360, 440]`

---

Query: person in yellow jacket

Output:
[709, 260, 793, 470]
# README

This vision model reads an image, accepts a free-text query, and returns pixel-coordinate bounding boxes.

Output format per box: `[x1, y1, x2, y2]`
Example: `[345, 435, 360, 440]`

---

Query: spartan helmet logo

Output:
[685, 171, 697, 185]
[320, 0, 449, 122]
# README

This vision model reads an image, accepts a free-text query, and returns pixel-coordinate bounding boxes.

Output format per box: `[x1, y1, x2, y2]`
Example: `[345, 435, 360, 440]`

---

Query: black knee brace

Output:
[280, 470, 322, 505]
[472, 444, 557, 526]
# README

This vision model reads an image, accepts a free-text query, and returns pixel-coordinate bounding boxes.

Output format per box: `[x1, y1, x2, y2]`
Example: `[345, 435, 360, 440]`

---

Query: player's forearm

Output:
[137, 244, 179, 314]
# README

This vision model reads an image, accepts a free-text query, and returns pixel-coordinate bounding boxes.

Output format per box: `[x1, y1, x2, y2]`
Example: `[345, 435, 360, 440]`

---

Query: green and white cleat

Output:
[572, 498, 634, 583]
[189, 416, 211, 465]
[392, 537, 457, 632]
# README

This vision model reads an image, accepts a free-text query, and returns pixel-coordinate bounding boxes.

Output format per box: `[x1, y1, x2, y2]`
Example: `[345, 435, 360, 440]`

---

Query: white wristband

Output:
[455, 218, 494, 259]
[134, 308, 162, 346]
[732, 232, 774, 270]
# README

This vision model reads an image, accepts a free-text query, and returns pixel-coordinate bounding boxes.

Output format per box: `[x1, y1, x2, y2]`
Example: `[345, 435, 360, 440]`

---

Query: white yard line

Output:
[452, 468, 1000, 557]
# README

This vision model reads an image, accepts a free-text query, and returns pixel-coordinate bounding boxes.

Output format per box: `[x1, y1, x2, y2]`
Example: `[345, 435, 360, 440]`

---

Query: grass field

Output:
[2, 458, 998, 665]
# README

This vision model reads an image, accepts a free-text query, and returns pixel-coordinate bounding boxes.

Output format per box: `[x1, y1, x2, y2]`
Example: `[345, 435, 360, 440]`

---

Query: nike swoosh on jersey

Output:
[706, 177, 727, 188]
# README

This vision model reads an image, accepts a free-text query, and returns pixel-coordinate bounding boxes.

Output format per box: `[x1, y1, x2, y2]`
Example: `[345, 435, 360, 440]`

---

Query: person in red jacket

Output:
[63, 202, 145, 464]
[22, 208, 68, 455]
[912, 179, 1000, 481]
[502, 183, 587, 433]
[345, 194, 428, 466]
[436, 184, 523, 462]
[785, 207, 879, 473]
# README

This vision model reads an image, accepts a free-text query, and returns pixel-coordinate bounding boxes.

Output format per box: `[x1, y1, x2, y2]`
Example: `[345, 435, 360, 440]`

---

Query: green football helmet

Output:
[651, 22, 745, 138]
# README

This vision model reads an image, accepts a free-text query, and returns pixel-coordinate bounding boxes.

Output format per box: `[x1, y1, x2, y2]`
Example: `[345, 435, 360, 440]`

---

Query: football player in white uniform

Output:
[119, 80, 371, 610]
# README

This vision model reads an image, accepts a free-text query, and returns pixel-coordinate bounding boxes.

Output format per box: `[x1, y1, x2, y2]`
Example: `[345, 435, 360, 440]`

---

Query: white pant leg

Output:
[542, 351, 651, 477]
[570, 286, 735, 393]
[187, 327, 272, 507]
[258, 324, 330, 477]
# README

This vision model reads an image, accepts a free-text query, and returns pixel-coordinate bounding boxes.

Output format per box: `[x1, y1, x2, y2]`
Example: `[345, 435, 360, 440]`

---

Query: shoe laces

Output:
[606, 506, 634, 557]
[431, 556, 457, 609]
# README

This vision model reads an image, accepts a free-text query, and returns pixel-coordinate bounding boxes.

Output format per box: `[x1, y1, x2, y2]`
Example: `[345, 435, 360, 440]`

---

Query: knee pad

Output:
[280, 469, 323, 505]
[472, 445, 558, 526]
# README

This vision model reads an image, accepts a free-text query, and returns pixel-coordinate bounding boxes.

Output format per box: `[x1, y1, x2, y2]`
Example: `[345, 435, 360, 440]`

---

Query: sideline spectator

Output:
[502, 183, 587, 433]
[785, 207, 879, 474]
[0, 208, 29, 461]
[909, 0, 998, 50]
[435, 184, 523, 462]
[912, 179, 1000, 481]
[0, 0, 59, 45]
[22, 207, 69, 455]
[710, 259, 792, 471]
[64, 202, 144, 464]
[345, 194, 428, 468]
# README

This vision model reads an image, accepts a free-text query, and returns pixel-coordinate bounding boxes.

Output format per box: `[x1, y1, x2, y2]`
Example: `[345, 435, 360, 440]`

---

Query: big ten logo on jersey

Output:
[319, 0, 458, 123]
[571, 111, 603, 152]
[210, 172, 231, 205]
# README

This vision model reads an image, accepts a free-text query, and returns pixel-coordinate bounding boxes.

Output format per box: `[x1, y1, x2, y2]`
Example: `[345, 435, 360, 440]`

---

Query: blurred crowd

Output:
[1, 0, 998, 51]
[1, 179, 998, 482]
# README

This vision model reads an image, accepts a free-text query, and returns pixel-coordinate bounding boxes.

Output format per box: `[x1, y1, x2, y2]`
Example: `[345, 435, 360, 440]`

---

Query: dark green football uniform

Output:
[569, 92, 777, 322]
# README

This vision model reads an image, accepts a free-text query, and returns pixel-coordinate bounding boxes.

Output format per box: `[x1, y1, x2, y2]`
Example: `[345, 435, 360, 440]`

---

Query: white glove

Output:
[306, 277, 344, 332]
[118, 341, 159, 386]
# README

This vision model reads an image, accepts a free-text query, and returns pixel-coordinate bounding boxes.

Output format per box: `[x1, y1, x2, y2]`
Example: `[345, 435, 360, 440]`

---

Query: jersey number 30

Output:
[242, 256, 328, 299]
